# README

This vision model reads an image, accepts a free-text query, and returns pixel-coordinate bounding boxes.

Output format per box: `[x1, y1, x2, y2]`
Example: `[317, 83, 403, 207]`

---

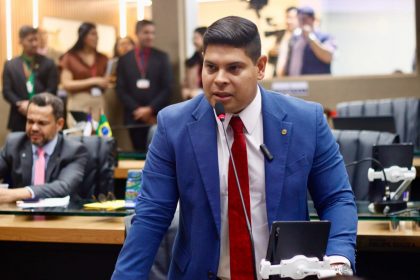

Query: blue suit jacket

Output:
[112, 87, 357, 279]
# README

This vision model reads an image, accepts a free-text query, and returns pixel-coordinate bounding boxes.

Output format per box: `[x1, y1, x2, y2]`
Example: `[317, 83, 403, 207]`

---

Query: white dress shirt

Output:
[26, 134, 59, 198]
[216, 87, 268, 280]
[215, 87, 350, 279]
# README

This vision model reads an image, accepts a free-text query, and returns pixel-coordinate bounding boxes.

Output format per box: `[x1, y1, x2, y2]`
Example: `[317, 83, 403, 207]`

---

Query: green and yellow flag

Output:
[96, 112, 113, 137]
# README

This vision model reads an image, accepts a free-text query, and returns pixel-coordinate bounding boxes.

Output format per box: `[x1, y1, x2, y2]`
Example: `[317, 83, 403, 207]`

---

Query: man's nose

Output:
[214, 70, 228, 86]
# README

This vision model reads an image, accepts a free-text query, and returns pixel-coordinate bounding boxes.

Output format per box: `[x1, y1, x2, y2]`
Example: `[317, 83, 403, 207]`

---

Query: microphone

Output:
[260, 144, 274, 161]
[214, 102, 258, 280]
[214, 102, 225, 122]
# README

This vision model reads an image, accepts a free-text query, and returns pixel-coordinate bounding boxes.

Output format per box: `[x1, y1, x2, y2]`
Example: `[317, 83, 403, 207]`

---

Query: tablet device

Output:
[266, 221, 331, 266]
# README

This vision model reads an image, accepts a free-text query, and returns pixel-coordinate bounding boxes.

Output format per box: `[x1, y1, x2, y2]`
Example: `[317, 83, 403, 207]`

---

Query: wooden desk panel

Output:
[0, 215, 125, 244]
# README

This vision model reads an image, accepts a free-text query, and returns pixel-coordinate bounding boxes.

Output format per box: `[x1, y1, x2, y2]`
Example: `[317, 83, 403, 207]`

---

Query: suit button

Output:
[208, 270, 215, 279]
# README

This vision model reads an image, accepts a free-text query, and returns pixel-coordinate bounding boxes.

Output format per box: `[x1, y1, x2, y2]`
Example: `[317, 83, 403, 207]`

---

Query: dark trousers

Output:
[128, 126, 150, 152]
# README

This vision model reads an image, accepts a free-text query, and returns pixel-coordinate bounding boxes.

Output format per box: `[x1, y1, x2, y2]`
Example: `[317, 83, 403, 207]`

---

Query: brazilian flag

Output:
[96, 113, 113, 137]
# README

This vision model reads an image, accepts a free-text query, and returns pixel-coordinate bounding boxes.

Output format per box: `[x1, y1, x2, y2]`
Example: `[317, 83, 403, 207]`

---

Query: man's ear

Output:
[256, 55, 268, 80]
[56, 118, 65, 131]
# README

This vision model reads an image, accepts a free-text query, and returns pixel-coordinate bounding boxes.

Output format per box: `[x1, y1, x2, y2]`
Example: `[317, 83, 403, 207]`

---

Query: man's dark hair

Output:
[19, 25, 38, 40]
[68, 22, 97, 53]
[194, 26, 207, 37]
[298, 6, 315, 19]
[286, 6, 298, 13]
[29, 93, 64, 120]
[135, 20, 154, 34]
[203, 16, 261, 63]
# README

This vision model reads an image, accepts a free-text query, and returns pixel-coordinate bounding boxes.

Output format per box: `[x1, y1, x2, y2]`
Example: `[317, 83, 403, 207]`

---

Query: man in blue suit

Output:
[112, 16, 357, 280]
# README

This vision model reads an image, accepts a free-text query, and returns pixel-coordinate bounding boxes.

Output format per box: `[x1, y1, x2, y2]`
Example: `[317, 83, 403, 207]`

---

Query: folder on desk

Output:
[83, 200, 126, 210]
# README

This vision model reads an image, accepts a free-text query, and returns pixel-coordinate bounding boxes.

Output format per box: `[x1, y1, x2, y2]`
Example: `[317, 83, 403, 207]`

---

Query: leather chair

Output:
[69, 136, 117, 199]
[336, 97, 420, 149]
[332, 129, 399, 200]
[124, 206, 179, 280]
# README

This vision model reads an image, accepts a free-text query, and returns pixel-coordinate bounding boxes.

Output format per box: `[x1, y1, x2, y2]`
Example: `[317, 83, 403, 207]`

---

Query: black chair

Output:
[332, 129, 399, 200]
[69, 136, 117, 200]
[124, 207, 179, 280]
[336, 97, 420, 150]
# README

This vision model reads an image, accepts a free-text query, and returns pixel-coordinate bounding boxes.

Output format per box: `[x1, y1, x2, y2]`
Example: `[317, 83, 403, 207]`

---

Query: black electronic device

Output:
[332, 116, 396, 133]
[265, 221, 331, 279]
[70, 110, 88, 123]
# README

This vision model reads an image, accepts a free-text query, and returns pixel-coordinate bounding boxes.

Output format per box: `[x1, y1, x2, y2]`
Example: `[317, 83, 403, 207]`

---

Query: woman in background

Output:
[60, 22, 109, 126]
[108, 36, 135, 83]
[181, 26, 207, 100]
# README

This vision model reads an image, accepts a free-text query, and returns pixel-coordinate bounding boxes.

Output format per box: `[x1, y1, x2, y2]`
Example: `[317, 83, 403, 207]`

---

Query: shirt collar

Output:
[32, 134, 59, 156]
[222, 86, 261, 135]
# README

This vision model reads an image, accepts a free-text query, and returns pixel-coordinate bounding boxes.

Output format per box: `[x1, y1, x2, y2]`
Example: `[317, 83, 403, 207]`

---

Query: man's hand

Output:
[132, 106, 156, 124]
[16, 100, 30, 116]
[0, 188, 32, 203]
[302, 24, 314, 40]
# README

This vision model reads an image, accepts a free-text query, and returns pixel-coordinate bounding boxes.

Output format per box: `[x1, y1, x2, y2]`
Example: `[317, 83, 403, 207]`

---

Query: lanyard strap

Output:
[21, 54, 35, 99]
[135, 47, 151, 78]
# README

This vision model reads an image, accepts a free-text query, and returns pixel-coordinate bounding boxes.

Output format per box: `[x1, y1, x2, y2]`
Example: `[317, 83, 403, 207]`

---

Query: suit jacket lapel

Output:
[14, 58, 29, 91]
[261, 89, 292, 226]
[45, 135, 62, 182]
[187, 98, 221, 235]
[21, 140, 33, 186]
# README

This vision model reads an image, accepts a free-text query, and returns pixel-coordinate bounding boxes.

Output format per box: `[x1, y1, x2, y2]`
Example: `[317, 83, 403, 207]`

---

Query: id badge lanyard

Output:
[135, 47, 150, 79]
[22, 55, 35, 99]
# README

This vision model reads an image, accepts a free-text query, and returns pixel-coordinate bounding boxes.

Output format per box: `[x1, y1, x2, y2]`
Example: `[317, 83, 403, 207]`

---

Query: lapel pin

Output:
[281, 129, 288, 135]
[22, 153, 26, 158]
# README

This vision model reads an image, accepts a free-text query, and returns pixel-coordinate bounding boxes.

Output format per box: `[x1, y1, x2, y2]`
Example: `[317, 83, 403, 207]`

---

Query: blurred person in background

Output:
[60, 22, 109, 126]
[286, 6, 336, 76]
[37, 27, 62, 65]
[108, 36, 135, 83]
[2, 25, 58, 132]
[116, 20, 172, 152]
[274, 6, 299, 77]
[181, 26, 207, 100]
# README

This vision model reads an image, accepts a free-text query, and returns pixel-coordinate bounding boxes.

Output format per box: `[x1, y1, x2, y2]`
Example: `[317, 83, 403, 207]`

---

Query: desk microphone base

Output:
[259, 255, 337, 279]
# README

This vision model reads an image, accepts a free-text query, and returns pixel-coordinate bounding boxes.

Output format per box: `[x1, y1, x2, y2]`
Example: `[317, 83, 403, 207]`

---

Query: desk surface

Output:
[0, 215, 125, 244]
[0, 215, 419, 249]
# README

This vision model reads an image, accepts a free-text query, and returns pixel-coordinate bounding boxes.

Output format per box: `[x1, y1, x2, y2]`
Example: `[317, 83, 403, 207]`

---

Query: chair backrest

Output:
[125, 207, 179, 280]
[69, 136, 117, 199]
[332, 129, 399, 200]
[336, 97, 420, 149]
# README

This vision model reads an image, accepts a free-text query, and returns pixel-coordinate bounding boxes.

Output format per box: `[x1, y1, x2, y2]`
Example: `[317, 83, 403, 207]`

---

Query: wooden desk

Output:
[114, 160, 145, 179]
[0, 215, 125, 245]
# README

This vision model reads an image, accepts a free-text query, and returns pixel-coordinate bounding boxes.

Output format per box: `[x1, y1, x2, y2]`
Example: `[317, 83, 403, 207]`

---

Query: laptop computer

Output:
[265, 221, 331, 268]
[332, 116, 396, 133]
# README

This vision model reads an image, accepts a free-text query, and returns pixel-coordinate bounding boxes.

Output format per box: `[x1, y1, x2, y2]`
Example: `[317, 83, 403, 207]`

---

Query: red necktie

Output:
[33, 147, 46, 185]
[228, 116, 254, 279]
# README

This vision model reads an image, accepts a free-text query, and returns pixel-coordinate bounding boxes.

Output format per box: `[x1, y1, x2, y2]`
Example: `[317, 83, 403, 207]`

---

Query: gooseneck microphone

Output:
[214, 102, 258, 280]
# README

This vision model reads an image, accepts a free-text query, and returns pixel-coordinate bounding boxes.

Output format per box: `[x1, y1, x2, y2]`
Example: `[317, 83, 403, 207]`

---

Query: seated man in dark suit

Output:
[0, 93, 88, 202]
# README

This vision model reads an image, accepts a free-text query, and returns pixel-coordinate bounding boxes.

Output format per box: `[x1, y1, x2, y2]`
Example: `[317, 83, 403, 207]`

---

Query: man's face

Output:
[202, 45, 267, 114]
[286, 9, 299, 32]
[298, 14, 315, 28]
[137, 25, 155, 48]
[20, 33, 39, 56]
[26, 104, 64, 146]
